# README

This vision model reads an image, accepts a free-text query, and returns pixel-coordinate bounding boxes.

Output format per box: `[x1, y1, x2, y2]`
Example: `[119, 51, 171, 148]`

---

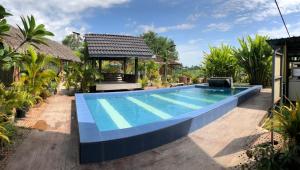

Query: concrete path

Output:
[5, 89, 271, 170]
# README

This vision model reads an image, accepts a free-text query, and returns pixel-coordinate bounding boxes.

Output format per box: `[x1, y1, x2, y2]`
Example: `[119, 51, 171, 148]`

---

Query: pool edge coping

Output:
[75, 84, 262, 144]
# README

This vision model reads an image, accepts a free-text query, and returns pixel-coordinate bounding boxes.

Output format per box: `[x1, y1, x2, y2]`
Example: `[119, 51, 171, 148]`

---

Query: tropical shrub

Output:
[142, 31, 178, 82]
[18, 46, 59, 97]
[234, 35, 272, 87]
[264, 99, 300, 146]
[243, 99, 300, 169]
[0, 4, 55, 144]
[138, 76, 149, 88]
[138, 60, 160, 84]
[202, 45, 238, 80]
[64, 62, 102, 93]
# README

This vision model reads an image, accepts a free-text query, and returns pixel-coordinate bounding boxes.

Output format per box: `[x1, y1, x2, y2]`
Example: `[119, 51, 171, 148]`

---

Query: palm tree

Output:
[234, 35, 272, 86]
[15, 15, 54, 51]
[141, 32, 178, 83]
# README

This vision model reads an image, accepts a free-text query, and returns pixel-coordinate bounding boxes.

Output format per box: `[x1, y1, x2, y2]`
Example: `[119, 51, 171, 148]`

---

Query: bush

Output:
[138, 77, 149, 88]
[234, 35, 272, 87]
[202, 45, 238, 81]
[243, 99, 300, 169]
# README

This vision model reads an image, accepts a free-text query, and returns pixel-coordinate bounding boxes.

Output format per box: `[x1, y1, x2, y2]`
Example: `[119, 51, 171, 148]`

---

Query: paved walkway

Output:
[5, 89, 271, 170]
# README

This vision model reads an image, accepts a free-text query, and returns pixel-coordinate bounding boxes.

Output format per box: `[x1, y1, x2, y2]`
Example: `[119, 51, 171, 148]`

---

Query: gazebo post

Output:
[123, 58, 127, 74]
[98, 59, 102, 73]
[135, 57, 138, 82]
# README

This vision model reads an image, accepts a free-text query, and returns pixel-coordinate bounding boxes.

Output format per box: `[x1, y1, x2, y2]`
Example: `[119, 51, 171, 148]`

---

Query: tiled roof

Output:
[2, 27, 80, 62]
[85, 34, 154, 58]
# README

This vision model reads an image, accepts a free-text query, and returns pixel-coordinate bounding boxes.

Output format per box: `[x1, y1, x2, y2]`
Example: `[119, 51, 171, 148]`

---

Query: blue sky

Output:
[3, 0, 300, 66]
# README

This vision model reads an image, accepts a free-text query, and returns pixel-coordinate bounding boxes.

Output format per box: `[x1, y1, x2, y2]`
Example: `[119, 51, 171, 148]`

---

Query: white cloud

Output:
[213, 0, 300, 21]
[258, 22, 300, 38]
[206, 23, 232, 32]
[2, 0, 130, 41]
[187, 13, 203, 22]
[138, 23, 195, 33]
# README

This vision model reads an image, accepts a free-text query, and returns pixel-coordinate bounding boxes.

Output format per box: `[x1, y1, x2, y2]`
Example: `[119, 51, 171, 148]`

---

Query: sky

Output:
[2, 0, 300, 66]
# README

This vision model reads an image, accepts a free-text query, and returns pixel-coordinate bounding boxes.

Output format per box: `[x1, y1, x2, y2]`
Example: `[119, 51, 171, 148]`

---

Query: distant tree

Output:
[141, 31, 178, 82]
[202, 44, 238, 80]
[234, 35, 272, 86]
[62, 33, 82, 50]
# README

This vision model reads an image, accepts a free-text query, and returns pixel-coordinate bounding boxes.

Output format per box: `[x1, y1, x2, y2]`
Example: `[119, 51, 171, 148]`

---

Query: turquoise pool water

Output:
[84, 87, 245, 131]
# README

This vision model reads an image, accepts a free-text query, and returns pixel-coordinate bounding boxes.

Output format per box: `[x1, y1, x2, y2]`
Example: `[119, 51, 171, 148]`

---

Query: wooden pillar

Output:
[123, 58, 127, 74]
[98, 59, 102, 73]
[135, 57, 138, 82]
[92, 58, 96, 67]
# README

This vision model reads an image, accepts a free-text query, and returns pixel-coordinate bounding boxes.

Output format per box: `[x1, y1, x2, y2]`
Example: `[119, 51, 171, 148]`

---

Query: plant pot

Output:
[16, 108, 26, 118]
[179, 76, 187, 84]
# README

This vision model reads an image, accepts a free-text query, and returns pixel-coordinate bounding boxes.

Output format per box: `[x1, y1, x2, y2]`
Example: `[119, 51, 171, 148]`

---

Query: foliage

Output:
[0, 5, 11, 38]
[0, 44, 22, 70]
[0, 120, 9, 143]
[17, 46, 59, 97]
[243, 99, 300, 169]
[138, 76, 149, 88]
[102, 60, 122, 73]
[264, 99, 300, 146]
[62, 33, 83, 50]
[138, 60, 160, 83]
[0, 5, 56, 144]
[243, 142, 300, 170]
[16, 15, 54, 50]
[202, 44, 238, 80]
[234, 35, 272, 87]
[80, 63, 102, 92]
[142, 31, 178, 82]
[64, 62, 102, 93]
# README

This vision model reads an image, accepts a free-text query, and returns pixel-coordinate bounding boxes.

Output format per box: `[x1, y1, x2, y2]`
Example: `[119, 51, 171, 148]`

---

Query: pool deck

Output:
[5, 88, 271, 170]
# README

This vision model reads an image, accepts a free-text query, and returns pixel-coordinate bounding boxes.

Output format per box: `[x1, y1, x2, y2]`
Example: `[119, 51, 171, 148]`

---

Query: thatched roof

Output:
[2, 27, 80, 62]
[85, 34, 155, 59]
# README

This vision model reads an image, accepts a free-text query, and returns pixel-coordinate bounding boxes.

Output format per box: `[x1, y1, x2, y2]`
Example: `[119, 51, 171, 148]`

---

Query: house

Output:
[0, 27, 80, 85]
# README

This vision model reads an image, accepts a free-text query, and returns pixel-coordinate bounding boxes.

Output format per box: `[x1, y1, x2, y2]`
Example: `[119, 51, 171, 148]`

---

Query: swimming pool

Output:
[75, 85, 261, 163]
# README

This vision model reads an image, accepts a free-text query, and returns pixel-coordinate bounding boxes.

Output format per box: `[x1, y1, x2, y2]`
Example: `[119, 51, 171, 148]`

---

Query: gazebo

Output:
[85, 34, 155, 91]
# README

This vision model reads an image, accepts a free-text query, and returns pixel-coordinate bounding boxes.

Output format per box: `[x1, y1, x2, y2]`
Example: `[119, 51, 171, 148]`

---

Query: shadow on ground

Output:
[5, 100, 225, 170]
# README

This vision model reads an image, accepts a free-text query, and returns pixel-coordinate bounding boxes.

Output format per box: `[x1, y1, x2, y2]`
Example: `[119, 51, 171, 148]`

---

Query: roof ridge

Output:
[85, 33, 141, 38]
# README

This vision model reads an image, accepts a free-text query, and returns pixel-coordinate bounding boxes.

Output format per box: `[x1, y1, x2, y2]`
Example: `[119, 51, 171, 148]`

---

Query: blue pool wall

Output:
[75, 85, 262, 163]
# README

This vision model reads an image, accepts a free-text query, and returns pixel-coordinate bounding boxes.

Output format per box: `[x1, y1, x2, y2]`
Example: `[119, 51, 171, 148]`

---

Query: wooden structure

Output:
[85, 34, 155, 91]
[267, 36, 300, 103]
